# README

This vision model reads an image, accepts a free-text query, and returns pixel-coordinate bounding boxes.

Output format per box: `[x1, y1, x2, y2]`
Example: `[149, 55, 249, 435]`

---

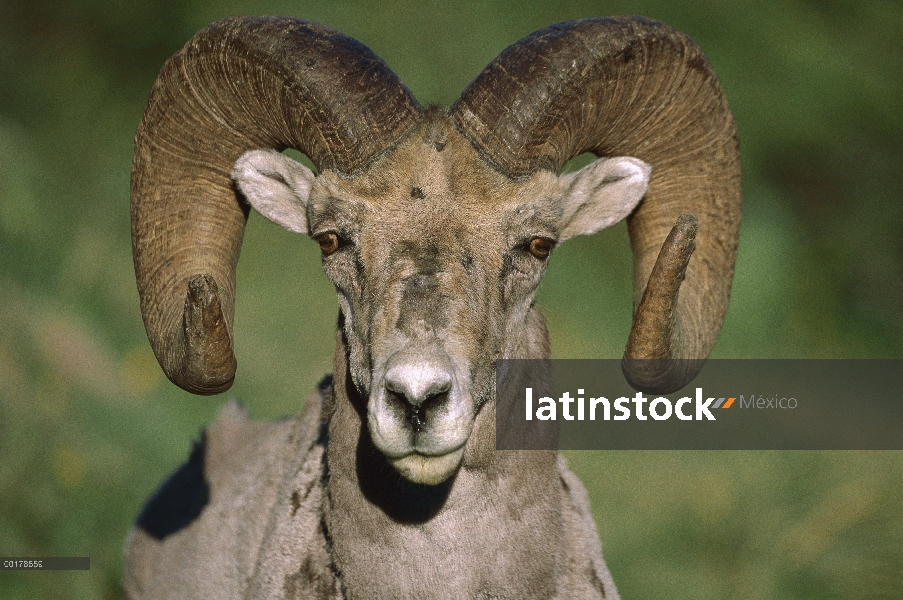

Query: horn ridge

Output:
[451, 16, 728, 177]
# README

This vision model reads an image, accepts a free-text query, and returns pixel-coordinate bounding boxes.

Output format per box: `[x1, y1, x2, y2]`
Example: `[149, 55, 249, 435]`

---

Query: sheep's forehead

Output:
[314, 121, 561, 238]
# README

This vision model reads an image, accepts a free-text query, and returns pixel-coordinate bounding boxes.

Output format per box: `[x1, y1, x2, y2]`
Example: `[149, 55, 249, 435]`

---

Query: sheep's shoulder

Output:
[125, 388, 334, 599]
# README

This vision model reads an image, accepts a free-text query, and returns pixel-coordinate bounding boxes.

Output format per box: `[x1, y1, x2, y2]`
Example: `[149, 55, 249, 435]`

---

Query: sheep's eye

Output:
[315, 232, 341, 256]
[528, 237, 554, 259]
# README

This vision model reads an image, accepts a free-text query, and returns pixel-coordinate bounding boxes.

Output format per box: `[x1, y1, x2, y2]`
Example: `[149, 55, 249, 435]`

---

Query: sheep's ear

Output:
[557, 156, 650, 241]
[233, 149, 315, 234]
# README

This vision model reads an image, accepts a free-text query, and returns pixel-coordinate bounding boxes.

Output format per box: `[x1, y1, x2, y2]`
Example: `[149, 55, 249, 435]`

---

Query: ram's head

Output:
[132, 17, 740, 484]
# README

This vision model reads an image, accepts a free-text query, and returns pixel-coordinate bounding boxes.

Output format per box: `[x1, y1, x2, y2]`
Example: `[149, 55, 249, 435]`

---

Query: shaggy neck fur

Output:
[324, 306, 564, 599]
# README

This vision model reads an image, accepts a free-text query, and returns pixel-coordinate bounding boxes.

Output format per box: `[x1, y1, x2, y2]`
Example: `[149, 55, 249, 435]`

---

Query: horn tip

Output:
[177, 274, 237, 395]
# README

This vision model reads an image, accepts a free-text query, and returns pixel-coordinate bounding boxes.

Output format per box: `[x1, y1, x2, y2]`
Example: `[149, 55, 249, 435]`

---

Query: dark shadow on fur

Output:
[136, 434, 210, 540]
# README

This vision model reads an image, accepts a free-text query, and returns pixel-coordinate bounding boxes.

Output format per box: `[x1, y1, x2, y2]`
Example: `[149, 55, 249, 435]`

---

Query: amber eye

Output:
[315, 232, 341, 256]
[528, 237, 554, 259]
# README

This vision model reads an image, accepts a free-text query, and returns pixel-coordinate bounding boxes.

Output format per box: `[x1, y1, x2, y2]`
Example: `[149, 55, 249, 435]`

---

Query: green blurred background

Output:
[1, 0, 901, 598]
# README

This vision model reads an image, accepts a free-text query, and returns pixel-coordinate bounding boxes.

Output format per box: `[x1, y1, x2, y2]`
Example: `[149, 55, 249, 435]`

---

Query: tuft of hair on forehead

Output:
[420, 106, 449, 152]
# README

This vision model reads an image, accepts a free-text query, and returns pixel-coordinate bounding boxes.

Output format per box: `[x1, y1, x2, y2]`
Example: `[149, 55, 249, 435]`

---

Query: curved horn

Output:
[451, 17, 740, 392]
[132, 17, 422, 394]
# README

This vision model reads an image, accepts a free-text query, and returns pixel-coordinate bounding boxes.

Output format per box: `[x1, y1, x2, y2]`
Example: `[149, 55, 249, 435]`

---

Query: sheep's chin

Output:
[388, 448, 464, 485]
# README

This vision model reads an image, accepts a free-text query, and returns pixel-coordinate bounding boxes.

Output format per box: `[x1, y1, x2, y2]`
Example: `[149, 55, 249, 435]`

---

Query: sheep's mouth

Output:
[369, 406, 472, 484]
[386, 447, 466, 486]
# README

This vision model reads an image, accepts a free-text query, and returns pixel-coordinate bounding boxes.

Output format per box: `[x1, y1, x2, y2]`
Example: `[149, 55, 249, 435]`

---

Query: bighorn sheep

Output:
[125, 15, 739, 599]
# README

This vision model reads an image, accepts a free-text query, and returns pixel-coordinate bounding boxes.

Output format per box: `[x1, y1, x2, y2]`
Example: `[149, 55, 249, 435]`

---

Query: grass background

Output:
[1, 0, 901, 597]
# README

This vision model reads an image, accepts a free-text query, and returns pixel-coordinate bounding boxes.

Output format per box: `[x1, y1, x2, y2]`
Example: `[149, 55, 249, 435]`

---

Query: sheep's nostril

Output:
[384, 390, 410, 423]
[420, 390, 448, 411]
